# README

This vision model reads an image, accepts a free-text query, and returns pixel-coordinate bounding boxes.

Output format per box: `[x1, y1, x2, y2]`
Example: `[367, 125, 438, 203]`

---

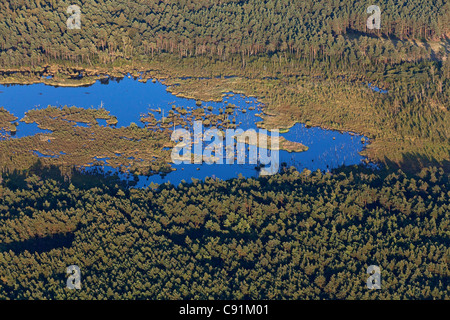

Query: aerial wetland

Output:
[0, 75, 371, 187]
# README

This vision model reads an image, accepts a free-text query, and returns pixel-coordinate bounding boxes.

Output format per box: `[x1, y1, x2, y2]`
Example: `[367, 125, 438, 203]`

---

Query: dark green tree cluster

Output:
[0, 166, 448, 299]
[0, 0, 448, 67]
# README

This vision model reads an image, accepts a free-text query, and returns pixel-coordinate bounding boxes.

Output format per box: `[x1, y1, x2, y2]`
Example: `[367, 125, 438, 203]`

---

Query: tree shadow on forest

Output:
[0, 233, 75, 254]
[412, 39, 445, 62]
[346, 29, 450, 62]
[344, 28, 396, 40]
[383, 151, 450, 174]
[1, 159, 130, 191]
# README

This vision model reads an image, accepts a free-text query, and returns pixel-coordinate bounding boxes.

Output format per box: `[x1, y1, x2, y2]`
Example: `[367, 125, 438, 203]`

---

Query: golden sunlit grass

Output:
[0, 106, 174, 176]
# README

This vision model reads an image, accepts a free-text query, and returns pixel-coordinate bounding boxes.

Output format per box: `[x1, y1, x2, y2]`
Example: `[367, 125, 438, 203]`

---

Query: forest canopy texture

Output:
[0, 0, 449, 66]
[0, 167, 448, 299]
[0, 0, 449, 301]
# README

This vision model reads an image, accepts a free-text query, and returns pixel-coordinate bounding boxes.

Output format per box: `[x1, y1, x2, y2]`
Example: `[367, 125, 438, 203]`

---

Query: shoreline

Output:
[0, 64, 375, 155]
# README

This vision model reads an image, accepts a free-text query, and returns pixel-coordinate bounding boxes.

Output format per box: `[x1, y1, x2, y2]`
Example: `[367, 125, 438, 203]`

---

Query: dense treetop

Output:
[0, 167, 448, 299]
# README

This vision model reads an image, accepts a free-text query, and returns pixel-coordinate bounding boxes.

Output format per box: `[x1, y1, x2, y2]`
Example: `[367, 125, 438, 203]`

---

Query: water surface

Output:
[0, 76, 371, 186]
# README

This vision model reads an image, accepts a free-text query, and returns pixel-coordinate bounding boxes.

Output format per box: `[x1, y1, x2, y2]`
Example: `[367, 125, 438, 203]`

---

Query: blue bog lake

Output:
[0, 76, 372, 186]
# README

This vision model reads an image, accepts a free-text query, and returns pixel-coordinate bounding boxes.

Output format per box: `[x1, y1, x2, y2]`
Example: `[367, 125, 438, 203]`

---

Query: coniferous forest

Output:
[0, 0, 448, 300]
[0, 0, 449, 66]
[0, 167, 448, 299]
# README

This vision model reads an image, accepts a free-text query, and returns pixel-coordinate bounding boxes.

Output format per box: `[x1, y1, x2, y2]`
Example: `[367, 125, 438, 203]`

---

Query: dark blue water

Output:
[0, 76, 372, 186]
[368, 83, 388, 93]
